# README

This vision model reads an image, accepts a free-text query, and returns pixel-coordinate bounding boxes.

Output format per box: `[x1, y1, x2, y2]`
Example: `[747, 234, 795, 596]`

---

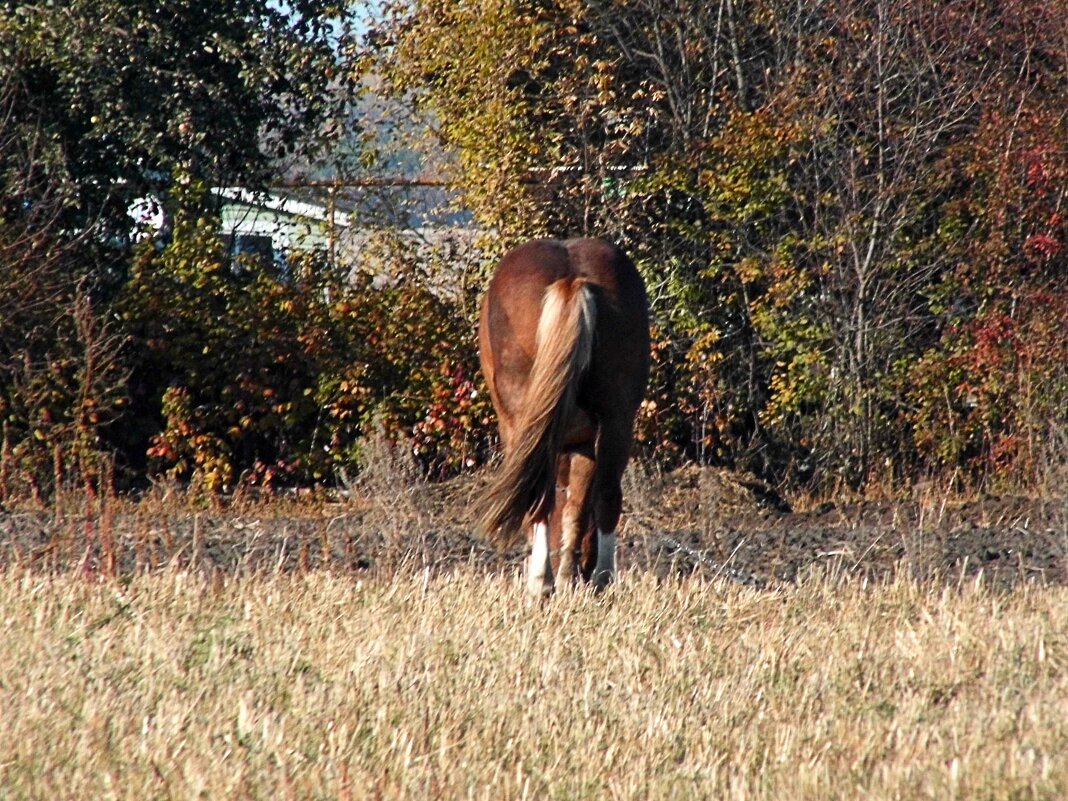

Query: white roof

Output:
[212, 187, 352, 228]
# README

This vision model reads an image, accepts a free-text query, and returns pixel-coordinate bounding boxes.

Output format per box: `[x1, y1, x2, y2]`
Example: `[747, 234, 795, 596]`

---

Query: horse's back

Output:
[488, 237, 644, 306]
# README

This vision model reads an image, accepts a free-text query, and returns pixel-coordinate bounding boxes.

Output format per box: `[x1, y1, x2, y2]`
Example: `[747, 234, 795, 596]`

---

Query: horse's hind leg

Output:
[590, 418, 634, 591]
[527, 518, 554, 599]
[555, 448, 595, 593]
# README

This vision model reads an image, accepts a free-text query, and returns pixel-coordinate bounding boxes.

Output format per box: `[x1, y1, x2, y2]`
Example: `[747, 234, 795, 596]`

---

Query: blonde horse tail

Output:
[479, 278, 596, 547]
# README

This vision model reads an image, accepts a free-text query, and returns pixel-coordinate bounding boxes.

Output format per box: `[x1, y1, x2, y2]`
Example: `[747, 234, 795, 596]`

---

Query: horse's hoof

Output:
[525, 582, 554, 603]
[591, 570, 613, 594]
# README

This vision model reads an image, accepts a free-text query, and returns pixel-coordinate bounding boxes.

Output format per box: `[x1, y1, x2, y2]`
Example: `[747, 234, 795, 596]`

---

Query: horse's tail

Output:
[480, 277, 596, 547]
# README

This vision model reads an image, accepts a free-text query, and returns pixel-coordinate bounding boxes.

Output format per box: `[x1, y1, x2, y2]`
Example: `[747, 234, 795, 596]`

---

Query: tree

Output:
[0, 1, 354, 494]
[1, 0, 352, 248]
[362, 0, 1068, 490]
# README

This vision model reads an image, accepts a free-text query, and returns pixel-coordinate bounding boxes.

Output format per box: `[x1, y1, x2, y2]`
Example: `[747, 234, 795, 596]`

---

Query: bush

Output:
[116, 199, 494, 493]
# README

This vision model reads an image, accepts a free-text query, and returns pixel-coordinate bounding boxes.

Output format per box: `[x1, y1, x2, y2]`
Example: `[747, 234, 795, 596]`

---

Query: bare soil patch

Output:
[2, 466, 1066, 587]
[619, 465, 1068, 589]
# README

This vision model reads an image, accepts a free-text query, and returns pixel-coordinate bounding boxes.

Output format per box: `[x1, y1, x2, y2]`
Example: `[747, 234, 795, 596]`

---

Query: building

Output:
[213, 186, 351, 264]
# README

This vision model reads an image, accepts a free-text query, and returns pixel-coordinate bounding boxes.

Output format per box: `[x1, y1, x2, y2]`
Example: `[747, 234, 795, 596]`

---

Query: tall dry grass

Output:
[2, 564, 1067, 800]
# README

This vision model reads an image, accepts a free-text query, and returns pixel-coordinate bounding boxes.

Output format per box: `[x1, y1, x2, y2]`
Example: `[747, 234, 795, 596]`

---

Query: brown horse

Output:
[477, 238, 650, 597]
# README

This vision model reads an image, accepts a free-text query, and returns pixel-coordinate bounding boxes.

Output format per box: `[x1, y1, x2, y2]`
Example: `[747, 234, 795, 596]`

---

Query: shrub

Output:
[117, 199, 494, 492]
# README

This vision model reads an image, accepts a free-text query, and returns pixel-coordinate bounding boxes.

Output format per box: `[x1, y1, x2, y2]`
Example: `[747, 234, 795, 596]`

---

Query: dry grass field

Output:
[2, 467, 1067, 799]
[3, 567, 1068, 800]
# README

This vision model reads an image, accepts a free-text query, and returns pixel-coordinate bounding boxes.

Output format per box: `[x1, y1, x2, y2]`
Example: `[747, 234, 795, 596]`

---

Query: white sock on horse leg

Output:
[527, 520, 553, 597]
[593, 530, 616, 588]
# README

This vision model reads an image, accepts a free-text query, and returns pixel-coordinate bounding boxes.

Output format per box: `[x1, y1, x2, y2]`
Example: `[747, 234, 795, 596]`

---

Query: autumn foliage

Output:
[367, 0, 1068, 491]
[113, 194, 492, 492]
[2, 0, 1067, 497]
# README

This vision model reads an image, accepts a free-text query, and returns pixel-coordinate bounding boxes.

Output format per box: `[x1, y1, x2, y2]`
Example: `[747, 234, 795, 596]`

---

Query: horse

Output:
[477, 238, 650, 597]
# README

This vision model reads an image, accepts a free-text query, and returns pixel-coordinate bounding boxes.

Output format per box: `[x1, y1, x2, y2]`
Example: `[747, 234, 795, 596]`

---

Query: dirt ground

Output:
[617, 465, 1068, 589]
[2, 465, 1066, 588]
